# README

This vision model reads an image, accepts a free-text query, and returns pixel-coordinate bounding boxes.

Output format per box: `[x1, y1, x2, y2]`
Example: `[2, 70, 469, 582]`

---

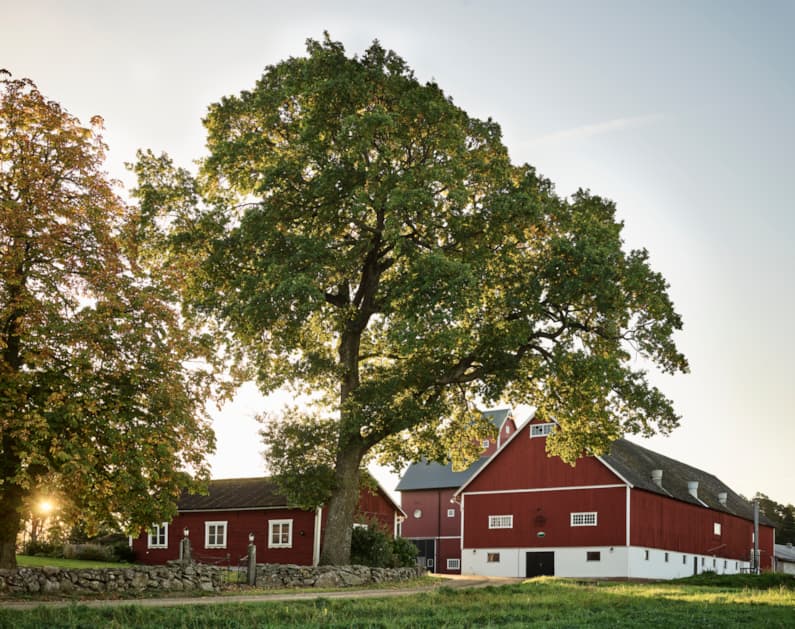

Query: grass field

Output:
[1, 574, 794, 628]
[15, 555, 130, 569]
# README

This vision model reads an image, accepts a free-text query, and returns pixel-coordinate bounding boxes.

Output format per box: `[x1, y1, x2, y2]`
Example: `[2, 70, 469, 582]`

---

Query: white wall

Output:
[462, 545, 751, 580]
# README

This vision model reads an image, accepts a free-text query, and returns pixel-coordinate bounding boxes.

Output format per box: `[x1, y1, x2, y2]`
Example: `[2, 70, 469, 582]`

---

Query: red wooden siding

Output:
[133, 508, 316, 565]
[467, 426, 621, 493]
[631, 489, 775, 568]
[462, 487, 627, 549]
[355, 486, 397, 535]
[401, 489, 459, 539]
[438, 537, 462, 573]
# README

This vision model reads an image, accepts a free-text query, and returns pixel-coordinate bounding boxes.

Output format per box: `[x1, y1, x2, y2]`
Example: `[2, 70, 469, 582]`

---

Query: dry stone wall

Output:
[0, 562, 424, 596]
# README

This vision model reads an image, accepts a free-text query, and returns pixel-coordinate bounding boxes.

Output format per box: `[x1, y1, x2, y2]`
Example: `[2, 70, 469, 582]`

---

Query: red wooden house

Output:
[132, 477, 405, 566]
[396, 409, 518, 573]
[454, 416, 775, 579]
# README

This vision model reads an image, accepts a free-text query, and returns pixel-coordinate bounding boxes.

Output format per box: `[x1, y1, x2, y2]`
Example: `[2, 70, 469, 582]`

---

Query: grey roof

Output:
[178, 476, 404, 516]
[601, 439, 772, 524]
[395, 409, 512, 492]
[178, 477, 287, 511]
[775, 543, 795, 562]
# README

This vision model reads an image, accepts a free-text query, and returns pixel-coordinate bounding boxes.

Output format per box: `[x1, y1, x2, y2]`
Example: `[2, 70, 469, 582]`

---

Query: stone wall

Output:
[0, 562, 425, 596]
[255, 564, 425, 588]
[0, 561, 223, 595]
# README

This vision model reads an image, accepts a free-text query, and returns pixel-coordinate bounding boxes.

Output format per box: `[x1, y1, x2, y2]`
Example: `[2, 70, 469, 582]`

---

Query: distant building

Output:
[132, 477, 404, 566]
[397, 409, 518, 573]
[774, 543, 795, 575]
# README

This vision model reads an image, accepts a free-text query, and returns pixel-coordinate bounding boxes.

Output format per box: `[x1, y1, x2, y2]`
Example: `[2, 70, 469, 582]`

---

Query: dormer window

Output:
[530, 423, 555, 438]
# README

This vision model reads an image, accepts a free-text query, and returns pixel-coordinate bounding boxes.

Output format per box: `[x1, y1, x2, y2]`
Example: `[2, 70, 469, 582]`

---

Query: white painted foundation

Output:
[461, 545, 751, 580]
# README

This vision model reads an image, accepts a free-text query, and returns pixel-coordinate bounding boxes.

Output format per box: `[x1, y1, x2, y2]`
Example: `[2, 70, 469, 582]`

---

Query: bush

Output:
[391, 536, 419, 568]
[63, 543, 113, 562]
[111, 541, 136, 563]
[23, 540, 63, 558]
[350, 526, 419, 568]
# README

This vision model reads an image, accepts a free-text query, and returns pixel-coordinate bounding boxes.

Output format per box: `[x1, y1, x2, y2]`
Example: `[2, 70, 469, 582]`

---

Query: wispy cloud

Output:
[527, 113, 665, 147]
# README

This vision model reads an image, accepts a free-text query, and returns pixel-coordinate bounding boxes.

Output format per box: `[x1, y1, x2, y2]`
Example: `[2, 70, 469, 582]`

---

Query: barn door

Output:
[526, 551, 555, 577]
[411, 539, 436, 571]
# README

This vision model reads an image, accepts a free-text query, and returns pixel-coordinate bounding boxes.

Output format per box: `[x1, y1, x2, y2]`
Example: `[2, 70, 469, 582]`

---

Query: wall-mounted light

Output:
[299, 530, 306, 536]
[183, 527, 189, 538]
[537, 531, 546, 538]
[248, 532, 255, 543]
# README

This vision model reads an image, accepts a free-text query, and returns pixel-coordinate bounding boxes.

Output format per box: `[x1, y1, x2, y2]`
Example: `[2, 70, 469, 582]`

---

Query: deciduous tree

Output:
[135, 37, 688, 565]
[0, 73, 217, 569]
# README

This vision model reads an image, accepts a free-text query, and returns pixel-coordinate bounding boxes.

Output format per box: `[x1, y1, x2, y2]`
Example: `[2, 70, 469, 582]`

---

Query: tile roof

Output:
[600, 438, 769, 522]
[178, 477, 287, 511]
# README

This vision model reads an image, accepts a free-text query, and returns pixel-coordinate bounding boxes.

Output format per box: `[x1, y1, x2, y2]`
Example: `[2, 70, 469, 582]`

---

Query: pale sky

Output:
[3, 1, 793, 506]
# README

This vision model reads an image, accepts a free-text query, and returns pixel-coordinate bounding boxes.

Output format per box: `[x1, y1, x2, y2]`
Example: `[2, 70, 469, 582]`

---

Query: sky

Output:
[3, 0, 793, 506]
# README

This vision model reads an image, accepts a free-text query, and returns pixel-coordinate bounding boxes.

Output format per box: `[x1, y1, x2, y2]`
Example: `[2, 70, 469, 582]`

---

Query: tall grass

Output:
[1, 577, 794, 628]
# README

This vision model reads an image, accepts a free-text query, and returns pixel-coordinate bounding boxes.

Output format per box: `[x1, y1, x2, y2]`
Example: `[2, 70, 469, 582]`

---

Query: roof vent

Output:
[687, 481, 699, 499]
[650, 469, 664, 488]
[718, 492, 728, 507]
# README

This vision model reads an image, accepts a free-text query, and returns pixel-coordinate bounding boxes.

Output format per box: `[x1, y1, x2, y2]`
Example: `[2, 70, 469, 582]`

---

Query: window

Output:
[269, 519, 293, 548]
[713, 522, 722, 536]
[665, 552, 669, 563]
[683, 555, 687, 564]
[353, 522, 368, 530]
[148, 523, 168, 549]
[586, 551, 601, 562]
[644, 550, 650, 561]
[530, 423, 555, 438]
[487, 553, 500, 563]
[447, 558, 460, 570]
[712, 558, 716, 568]
[447, 508, 456, 518]
[205, 521, 227, 549]
[701, 557, 705, 566]
[481, 439, 491, 449]
[570, 512, 598, 527]
[724, 560, 727, 569]
[413, 509, 423, 519]
[488, 515, 513, 529]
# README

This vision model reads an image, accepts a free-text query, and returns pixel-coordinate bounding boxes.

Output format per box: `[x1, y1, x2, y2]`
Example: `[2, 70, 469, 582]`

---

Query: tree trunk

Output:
[318, 443, 363, 565]
[0, 481, 23, 569]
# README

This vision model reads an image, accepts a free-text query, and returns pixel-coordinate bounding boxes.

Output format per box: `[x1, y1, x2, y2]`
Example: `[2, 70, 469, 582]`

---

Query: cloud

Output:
[527, 113, 665, 147]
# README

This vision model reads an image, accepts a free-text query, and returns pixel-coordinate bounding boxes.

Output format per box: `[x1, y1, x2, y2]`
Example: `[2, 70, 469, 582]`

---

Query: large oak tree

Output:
[135, 37, 688, 565]
[0, 74, 217, 568]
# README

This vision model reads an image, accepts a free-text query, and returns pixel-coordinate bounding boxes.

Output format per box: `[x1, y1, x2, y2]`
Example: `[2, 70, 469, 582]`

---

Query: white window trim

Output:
[570, 512, 598, 527]
[530, 423, 555, 438]
[204, 520, 228, 549]
[447, 508, 456, 518]
[148, 523, 168, 549]
[447, 558, 461, 570]
[488, 514, 513, 529]
[714, 522, 722, 536]
[269, 519, 293, 549]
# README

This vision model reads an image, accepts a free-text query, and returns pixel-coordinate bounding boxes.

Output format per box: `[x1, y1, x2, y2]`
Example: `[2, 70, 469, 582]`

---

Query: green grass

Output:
[15, 555, 130, 569]
[1, 576, 794, 628]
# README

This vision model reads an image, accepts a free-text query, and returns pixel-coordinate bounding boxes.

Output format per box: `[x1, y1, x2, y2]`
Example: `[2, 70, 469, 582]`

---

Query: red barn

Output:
[132, 477, 404, 566]
[396, 409, 518, 573]
[454, 417, 775, 579]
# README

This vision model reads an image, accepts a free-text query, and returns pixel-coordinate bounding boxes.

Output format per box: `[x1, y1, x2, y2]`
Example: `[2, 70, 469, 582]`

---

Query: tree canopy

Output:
[134, 36, 688, 564]
[0, 73, 217, 569]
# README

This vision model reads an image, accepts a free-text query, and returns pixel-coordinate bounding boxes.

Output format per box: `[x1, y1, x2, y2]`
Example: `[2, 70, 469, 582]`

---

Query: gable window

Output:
[269, 519, 293, 549]
[488, 515, 513, 529]
[713, 522, 722, 536]
[487, 552, 500, 563]
[481, 439, 491, 449]
[205, 521, 227, 549]
[447, 558, 460, 570]
[148, 523, 168, 549]
[570, 512, 598, 527]
[586, 551, 601, 562]
[530, 423, 555, 438]
[447, 508, 456, 518]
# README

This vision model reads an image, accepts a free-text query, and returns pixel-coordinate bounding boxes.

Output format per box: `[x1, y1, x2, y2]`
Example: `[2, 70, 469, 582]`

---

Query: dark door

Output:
[412, 539, 436, 571]
[526, 551, 555, 577]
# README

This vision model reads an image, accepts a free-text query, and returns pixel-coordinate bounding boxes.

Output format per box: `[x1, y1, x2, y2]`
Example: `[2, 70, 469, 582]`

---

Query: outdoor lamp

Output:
[248, 532, 255, 543]
[183, 527, 189, 538]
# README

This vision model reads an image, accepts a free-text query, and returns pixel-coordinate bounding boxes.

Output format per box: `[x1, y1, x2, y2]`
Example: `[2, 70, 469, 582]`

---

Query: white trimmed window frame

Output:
[269, 519, 293, 549]
[570, 512, 598, 527]
[713, 522, 722, 536]
[205, 521, 228, 549]
[447, 508, 456, 518]
[447, 558, 461, 570]
[148, 523, 168, 549]
[530, 423, 555, 438]
[488, 514, 513, 529]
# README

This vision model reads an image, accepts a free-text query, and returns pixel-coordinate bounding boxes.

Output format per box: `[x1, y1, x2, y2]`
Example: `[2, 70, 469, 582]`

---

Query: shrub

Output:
[23, 540, 63, 558]
[111, 541, 136, 563]
[391, 536, 419, 568]
[63, 543, 113, 562]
